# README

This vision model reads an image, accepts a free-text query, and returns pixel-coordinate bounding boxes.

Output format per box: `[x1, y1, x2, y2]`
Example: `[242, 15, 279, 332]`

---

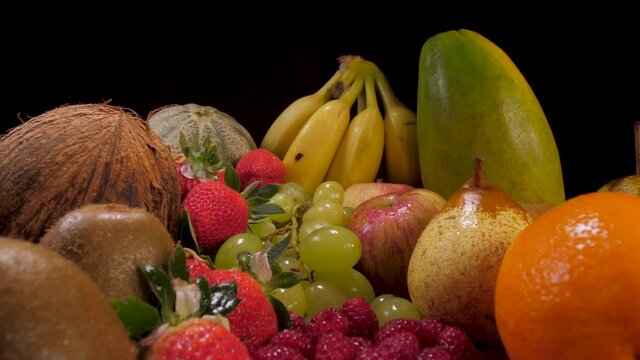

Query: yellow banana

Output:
[374, 68, 421, 186]
[261, 69, 350, 159]
[326, 76, 385, 188]
[282, 77, 364, 196]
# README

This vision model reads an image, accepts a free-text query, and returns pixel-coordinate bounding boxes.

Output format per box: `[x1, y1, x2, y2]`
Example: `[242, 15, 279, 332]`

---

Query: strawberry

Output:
[235, 149, 285, 190]
[147, 318, 249, 360]
[202, 269, 279, 353]
[112, 246, 248, 360]
[176, 132, 226, 200]
[183, 181, 249, 254]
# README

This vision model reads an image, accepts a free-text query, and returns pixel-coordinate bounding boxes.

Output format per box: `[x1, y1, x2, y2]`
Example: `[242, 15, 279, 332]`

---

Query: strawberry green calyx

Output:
[179, 131, 226, 181]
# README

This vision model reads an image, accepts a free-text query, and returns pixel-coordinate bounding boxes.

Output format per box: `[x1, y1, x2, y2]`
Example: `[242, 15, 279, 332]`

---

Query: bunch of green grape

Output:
[213, 180, 421, 324]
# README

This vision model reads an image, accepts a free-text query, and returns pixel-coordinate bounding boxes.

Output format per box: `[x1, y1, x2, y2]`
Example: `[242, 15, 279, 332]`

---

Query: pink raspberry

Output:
[314, 330, 357, 360]
[436, 326, 480, 360]
[252, 344, 304, 360]
[269, 329, 312, 358]
[307, 308, 350, 340]
[416, 318, 446, 347]
[350, 336, 371, 352]
[377, 332, 420, 360]
[418, 347, 454, 360]
[288, 312, 306, 333]
[373, 318, 421, 345]
[354, 346, 394, 360]
[341, 297, 379, 339]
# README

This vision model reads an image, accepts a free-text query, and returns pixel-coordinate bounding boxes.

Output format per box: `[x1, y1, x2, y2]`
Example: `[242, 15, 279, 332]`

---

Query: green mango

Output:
[417, 29, 565, 204]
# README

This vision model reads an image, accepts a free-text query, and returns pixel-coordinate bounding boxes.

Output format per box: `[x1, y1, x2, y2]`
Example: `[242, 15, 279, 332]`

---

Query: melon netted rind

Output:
[0, 103, 181, 242]
[147, 103, 257, 166]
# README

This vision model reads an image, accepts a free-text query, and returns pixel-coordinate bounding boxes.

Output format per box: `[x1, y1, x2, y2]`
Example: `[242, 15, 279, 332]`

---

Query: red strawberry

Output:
[147, 318, 250, 360]
[176, 162, 201, 200]
[235, 149, 285, 190]
[202, 269, 278, 353]
[183, 181, 249, 254]
[186, 257, 213, 281]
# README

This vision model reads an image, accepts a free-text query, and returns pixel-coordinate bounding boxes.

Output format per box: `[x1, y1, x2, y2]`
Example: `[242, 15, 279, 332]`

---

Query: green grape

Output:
[342, 206, 354, 226]
[214, 232, 263, 269]
[298, 218, 330, 241]
[270, 283, 307, 317]
[304, 280, 346, 319]
[371, 294, 396, 308]
[268, 192, 295, 223]
[302, 200, 344, 226]
[372, 296, 422, 326]
[280, 182, 308, 206]
[249, 219, 276, 238]
[313, 268, 375, 302]
[313, 181, 344, 205]
[299, 225, 361, 273]
[276, 256, 300, 272]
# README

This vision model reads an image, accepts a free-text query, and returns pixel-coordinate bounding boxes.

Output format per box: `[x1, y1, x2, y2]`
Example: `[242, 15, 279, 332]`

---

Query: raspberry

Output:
[418, 347, 454, 360]
[341, 297, 379, 339]
[373, 318, 421, 344]
[436, 326, 480, 360]
[416, 318, 445, 347]
[354, 346, 394, 360]
[269, 329, 312, 358]
[377, 332, 420, 360]
[307, 308, 350, 340]
[314, 330, 357, 360]
[288, 312, 306, 333]
[350, 336, 371, 352]
[251, 344, 305, 360]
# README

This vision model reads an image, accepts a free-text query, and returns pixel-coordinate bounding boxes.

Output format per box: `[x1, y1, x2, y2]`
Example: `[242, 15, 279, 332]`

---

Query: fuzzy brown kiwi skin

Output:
[40, 203, 176, 303]
[0, 236, 137, 360]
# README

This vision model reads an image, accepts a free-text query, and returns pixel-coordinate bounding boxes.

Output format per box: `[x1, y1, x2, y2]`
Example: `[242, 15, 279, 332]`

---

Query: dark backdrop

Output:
[2, 12, 639, 200]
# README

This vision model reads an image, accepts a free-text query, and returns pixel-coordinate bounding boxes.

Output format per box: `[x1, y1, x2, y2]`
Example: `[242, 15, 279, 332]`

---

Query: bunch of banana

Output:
[260, 56, 420, 195]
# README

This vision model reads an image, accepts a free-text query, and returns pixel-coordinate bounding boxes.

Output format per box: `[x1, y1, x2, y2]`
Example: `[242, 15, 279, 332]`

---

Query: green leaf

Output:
[169, 246, 189, 282]
[267, 233, 291, 266]
[140, 265, 175, 321]
[179, 210, 201, 254]
[240, 181, 261, 199]
[270, 262, 282, 277]
[251, 184, 280, 202]
[179, 131, 190, 157]
[224, 164, 241, 192]
[207, 281, 241, 316]
[252, 203, 285, 215]
[268, 272, 301, 289]
[196, 276, 212, 316]
[268, 294, 291, 331]
[110, 297, 161, 339]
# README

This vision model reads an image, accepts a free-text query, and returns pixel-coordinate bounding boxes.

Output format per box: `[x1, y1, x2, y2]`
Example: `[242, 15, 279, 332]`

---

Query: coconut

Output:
[0, 103, 181, 242]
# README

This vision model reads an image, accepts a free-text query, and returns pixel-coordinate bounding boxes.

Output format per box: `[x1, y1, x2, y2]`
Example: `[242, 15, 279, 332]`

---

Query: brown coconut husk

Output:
[0, 103, 181, 242]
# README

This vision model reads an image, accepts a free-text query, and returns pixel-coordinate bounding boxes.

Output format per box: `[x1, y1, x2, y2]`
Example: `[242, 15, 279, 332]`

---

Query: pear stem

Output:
[474, 157, 484, 188]
[635, 121, 639, 176]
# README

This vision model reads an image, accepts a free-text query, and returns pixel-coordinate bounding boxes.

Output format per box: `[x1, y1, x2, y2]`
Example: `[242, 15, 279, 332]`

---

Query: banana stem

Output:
[357, 91, 366, 113]
[339, 77, 364, 108]
[372, 69, 400, 112]
[364, 75, 378, 110]
[635, 121, 639, 175]
[316, 70, 345, 99]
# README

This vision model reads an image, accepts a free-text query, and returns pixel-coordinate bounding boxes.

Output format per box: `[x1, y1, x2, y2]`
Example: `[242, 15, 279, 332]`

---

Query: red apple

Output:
[347, 188, 446, 298]
[343, 182, 414, 209]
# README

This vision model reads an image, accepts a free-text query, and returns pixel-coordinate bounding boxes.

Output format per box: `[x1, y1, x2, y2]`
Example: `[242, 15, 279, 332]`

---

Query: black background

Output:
[2, 11, 639, 200]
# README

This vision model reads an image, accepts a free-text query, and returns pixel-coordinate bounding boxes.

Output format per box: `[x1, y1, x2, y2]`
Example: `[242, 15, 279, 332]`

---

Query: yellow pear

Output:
[407, 158, 532, 345]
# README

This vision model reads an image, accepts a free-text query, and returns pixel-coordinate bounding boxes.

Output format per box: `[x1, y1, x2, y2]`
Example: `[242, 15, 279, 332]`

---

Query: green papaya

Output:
[417, 29, 565, 204]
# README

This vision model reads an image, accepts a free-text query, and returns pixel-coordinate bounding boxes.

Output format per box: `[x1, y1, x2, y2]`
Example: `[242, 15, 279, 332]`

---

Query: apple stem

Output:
[474, 157, 484, 188]
[635, 121, 639, 176]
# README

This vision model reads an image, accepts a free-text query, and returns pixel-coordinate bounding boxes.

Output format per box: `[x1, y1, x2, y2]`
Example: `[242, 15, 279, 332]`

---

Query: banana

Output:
[325, 75, 385, 188]
[374, 68, 421, 186]
[282, 77, 364, 196]
[261, 69, 353, 159]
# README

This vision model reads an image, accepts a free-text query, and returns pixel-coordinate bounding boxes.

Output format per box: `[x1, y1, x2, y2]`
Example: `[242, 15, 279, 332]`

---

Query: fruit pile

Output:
[1, 28, 639, 360]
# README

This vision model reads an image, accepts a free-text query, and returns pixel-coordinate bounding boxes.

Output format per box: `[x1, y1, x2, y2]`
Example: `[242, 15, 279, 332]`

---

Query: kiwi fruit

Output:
[0, 236, 137, 359]
[40, 203, 176, 302]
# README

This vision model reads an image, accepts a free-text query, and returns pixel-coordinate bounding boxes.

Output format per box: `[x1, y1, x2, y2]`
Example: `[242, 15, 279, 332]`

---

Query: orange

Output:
[495, 191, 640, 359]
